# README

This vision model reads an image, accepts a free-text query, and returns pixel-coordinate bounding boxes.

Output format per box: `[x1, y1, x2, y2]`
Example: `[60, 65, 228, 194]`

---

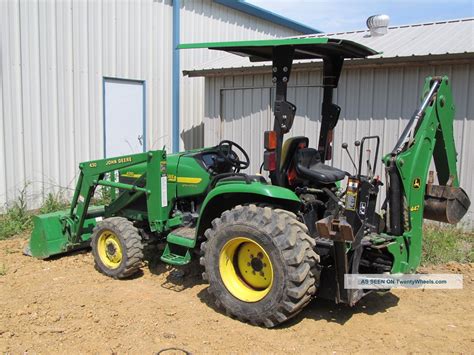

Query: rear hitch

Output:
[316, 215, 364, 305]
[316, 215, 355, 242]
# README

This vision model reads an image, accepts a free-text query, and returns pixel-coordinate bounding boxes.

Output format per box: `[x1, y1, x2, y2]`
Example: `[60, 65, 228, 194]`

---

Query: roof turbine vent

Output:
[366, 14, 390, 36]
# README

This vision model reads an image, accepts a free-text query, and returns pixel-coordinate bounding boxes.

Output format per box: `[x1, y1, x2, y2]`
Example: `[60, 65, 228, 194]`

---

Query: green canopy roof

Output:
[179, 37, 378, 62]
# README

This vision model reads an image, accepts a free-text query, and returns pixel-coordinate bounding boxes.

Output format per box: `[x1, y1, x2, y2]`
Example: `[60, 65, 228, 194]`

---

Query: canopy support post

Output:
[318, 56, 344, 163]
[270, 46, 296, 186]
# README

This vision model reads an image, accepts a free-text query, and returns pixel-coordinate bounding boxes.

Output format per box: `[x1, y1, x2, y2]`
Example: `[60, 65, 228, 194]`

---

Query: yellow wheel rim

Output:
[219, 237, 273, 302]
[97, 230, 123, 269]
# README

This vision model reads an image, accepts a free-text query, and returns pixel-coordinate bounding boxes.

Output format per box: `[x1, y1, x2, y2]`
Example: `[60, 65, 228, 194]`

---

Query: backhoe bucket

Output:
[424, 185, 471, 224]
[26, 209, 99, 259]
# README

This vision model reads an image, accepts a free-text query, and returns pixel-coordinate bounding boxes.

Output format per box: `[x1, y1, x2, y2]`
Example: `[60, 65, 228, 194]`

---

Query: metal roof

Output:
[214, 0, 319, 34]
[184, 18, 474, 76]
[179, 37, 378, 60]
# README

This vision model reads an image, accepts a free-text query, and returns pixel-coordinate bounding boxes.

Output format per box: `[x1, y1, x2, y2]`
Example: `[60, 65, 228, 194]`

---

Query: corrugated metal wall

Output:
[0, 0, 298, 208]
[0, 0, 173, 208]
[203, 61, 474, 224]
[179, 0, 298, 150]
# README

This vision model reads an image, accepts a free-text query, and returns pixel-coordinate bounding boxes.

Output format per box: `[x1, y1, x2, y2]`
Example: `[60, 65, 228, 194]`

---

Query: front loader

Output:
[27, 37, 470, 327]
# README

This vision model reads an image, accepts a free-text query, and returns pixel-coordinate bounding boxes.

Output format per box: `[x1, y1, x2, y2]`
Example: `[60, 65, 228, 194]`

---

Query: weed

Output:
[0, 184, 112, 241]
[92, 186, 113, 206]
[0, 188, 69, 240]
[0, 186, 32, 240]
[39, 192, 69, 214]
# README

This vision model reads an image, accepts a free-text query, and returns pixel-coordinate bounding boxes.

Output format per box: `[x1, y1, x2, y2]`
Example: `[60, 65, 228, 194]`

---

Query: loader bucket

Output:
[26, 210, 73, 259]
[26, 209, 99, 259]
[424, 185, 471, 224]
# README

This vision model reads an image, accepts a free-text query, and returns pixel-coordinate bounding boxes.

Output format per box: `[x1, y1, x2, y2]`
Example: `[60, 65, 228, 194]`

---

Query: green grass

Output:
[0, 187, 32, 240]
[422, 224, 473, 265]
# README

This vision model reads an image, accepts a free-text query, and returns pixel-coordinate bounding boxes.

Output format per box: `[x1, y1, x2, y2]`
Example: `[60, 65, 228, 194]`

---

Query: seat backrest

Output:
[280, 136, 309, 173]
[296, 148, 322, 168]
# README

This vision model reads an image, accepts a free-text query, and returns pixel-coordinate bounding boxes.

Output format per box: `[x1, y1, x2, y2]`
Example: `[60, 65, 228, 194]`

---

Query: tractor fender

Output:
[195, 181, 301, 240]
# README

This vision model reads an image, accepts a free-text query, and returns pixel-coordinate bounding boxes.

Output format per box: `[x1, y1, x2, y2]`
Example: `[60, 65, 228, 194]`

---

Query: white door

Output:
[104, 78, 145, 157]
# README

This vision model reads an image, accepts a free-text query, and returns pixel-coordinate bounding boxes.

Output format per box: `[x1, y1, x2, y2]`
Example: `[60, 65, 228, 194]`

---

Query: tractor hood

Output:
[179, 37, 378, 62]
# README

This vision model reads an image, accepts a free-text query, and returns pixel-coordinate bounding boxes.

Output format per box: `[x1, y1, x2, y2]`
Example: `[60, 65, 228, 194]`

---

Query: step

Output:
[166, 227, 196, 248]
[160, 244, 191, 266]
[170, 226, 195, 239]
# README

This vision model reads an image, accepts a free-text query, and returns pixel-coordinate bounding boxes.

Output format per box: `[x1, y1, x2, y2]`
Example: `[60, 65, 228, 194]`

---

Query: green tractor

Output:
[27, 37, 470, 327]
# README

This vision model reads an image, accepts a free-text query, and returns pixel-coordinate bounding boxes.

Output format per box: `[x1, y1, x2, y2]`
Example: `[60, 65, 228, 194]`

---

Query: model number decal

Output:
[410, 205, 420, 212]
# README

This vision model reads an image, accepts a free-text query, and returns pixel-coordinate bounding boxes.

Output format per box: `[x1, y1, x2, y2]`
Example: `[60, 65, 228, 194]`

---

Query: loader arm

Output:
[67, 150, 168, 239]
[384, 76, 470, 272]
[28, 150, 170, 258]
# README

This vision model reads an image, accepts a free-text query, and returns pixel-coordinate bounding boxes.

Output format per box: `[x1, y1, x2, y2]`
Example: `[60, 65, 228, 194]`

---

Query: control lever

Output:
[354, 140, 361, 175]
[358, 136, 380, 177]
[342, 142, 357, 172]
[354, 140, 361, 161]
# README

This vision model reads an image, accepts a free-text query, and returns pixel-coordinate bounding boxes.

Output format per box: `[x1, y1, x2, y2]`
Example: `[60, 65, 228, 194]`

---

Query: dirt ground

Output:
[1, 236, 473, 354]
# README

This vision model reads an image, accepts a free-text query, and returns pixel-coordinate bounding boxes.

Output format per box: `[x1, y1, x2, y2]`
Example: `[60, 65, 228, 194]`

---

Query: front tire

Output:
[201, 205, 319, 327]
[91, 217, 144, 279]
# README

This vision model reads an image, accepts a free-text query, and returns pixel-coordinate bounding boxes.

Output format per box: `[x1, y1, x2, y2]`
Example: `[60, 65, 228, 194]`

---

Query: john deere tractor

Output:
[27, 37, 470, 327]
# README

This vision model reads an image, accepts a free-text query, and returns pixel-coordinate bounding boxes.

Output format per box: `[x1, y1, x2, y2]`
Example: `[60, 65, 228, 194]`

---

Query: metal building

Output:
[0, 0, 317, 208]
[184, 18, 474, 224]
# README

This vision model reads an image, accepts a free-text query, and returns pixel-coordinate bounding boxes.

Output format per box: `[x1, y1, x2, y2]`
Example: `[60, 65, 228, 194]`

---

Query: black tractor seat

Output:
[296, 148, 346, 184]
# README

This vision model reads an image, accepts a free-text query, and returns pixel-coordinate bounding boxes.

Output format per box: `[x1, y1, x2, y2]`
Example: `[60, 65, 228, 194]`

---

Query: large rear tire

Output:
[201, 204, 319, 327]
[91, 217, 144, 279]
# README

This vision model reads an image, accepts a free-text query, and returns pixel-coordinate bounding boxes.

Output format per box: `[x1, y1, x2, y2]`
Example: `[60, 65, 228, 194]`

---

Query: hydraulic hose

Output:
[388, 158, 403, 235]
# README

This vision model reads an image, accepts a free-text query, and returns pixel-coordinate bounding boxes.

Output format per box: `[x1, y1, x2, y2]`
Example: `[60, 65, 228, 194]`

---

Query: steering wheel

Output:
[217, 140, 250, 172]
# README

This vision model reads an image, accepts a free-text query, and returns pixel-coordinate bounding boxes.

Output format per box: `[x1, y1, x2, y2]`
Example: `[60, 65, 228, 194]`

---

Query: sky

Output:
[246, 0, 474, 33]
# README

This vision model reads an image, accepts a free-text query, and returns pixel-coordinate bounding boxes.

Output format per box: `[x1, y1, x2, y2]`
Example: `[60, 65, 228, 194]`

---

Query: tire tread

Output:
[91, 217, 143, 279]
[201, 204, 320, 328]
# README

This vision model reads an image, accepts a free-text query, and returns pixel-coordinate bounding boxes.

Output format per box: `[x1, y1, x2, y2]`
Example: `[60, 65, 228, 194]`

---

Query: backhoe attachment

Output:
[384, 76, 470, 272]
